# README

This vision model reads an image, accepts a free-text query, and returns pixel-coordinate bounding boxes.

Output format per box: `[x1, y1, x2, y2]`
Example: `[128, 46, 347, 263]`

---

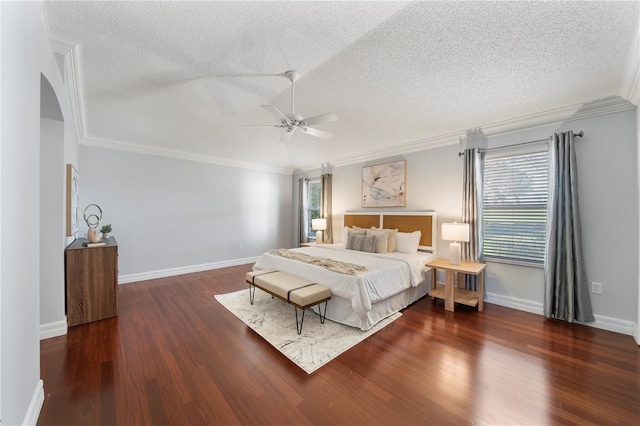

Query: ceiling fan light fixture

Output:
[244, 70, 337, 142]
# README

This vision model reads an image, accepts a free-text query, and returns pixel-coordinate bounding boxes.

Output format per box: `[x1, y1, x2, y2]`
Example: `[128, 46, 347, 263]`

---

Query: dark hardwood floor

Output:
[39, 264, 640, 425]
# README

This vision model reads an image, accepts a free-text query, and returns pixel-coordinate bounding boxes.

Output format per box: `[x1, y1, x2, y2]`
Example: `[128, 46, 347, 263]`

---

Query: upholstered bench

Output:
[245, 269, 331, 334]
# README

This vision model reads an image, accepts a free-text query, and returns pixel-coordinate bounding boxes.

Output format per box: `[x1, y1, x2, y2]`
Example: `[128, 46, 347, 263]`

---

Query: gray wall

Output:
[562, 110, 638, 325]
[79, 146, 293, 278]
[39, 118, 65, 327]
[297, 107, 638, 332]
[1, 1, 79, 424]
[637, 102, 640, 344]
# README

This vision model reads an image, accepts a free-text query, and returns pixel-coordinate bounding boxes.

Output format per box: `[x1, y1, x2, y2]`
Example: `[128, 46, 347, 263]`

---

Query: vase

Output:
[88, 228, 101, 243]
[102, 232, 110, 239]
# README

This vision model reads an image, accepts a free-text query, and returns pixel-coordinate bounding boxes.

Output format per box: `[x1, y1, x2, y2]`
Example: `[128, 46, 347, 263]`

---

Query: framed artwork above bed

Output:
[362, 160, 405, 207]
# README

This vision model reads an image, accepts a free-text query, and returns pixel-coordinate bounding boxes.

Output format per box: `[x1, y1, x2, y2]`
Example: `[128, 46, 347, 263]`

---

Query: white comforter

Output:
[253, 245, 432, 317]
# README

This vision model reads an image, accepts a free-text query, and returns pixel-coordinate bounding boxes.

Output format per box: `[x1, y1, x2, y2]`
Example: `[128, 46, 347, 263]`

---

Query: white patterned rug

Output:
[214, 289, 401, 374]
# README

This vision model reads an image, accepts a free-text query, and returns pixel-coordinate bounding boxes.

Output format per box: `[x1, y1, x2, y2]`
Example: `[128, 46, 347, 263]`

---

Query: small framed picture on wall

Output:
[66, 164, 79, 236]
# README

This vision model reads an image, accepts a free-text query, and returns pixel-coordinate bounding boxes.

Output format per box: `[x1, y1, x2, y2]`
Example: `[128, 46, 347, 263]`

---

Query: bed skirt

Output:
[312, 277, 432, 330]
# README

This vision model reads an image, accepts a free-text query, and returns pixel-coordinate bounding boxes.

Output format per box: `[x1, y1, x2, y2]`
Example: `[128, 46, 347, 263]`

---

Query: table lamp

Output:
[311, 218, 327, 243]
[442, 222, 469, 265]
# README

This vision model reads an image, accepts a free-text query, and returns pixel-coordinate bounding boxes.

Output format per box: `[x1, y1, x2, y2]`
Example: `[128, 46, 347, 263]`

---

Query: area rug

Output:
[214, 289, 401, 374]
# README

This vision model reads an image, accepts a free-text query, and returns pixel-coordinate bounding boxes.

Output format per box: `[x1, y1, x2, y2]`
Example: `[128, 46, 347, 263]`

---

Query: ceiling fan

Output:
[243, 70, 338, 142]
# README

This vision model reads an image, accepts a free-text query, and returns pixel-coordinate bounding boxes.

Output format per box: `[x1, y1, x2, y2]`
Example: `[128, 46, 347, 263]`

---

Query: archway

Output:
[39, 74, 66, 333]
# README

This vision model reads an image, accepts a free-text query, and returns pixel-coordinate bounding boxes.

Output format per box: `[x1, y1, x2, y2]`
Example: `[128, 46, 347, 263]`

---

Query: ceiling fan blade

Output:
[302, 126, 333, 139]
[279, 127, 298, 142]
[302, 112, 338, 126]
[262, 105, 290, 123]
[242, 124, 286, 128]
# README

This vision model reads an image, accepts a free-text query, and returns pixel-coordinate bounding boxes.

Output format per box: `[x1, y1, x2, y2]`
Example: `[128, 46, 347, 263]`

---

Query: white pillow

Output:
[395, 231, 421, 254]
[341, 226, 349, 244]
[341, 226, 366, 244]
[366, 229, 390, 253]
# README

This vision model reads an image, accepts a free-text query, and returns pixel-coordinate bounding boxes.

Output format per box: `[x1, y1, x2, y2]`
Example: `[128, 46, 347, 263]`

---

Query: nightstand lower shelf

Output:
[426, 258, 486, 312]
[429, 284, 481, 308]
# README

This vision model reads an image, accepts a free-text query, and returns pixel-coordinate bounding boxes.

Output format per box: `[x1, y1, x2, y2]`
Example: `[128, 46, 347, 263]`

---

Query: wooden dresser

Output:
[65, 237, 118, 327]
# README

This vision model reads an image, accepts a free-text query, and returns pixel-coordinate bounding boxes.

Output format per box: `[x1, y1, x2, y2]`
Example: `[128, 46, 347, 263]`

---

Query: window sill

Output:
[484, 257, 544, 269]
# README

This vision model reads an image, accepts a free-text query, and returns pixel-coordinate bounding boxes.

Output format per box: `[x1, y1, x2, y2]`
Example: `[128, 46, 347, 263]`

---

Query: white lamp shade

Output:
[311, 218, 327, 231]
[442, 222, 469, 242]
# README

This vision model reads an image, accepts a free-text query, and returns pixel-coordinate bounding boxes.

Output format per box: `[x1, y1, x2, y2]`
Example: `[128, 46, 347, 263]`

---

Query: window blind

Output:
[482, 150, 548, 264]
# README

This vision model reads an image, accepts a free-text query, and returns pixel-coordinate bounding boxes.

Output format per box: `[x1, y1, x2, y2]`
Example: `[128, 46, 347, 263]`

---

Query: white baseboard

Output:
[634, 323, 640, 346]
[486, 291, 637, 336]
[586, 314, 637, 336]
[22, 379, 44, 426]
[40, 318, 68, 340]
[485, 292, 544, 315]
[118, 256, 259, 284]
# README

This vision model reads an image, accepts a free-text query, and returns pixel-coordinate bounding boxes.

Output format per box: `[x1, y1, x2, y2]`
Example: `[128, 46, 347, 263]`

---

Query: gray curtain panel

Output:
[321, 173, 333, 243]
[544, 131, 594, 323]
[298, 177, 309, 246]
[462, 148, 484, 290]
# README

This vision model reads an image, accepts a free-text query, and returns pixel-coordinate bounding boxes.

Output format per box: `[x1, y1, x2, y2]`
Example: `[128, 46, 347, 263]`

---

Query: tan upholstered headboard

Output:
[343, 211, 437, 253]
[343, 214, 380, 230]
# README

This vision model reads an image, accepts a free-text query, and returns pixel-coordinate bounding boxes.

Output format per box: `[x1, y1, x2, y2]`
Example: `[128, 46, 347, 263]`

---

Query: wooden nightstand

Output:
[426, 258, 486, 312]
[300, 242, 317, 247]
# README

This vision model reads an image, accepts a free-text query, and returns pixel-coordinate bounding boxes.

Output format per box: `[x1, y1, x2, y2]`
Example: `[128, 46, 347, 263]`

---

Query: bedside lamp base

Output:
[449, 241, 461, 265]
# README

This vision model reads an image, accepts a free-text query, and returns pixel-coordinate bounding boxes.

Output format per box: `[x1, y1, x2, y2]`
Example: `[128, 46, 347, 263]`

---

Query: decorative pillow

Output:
[386, 229, 399, 252]
[346, 234, 377, 253]
[395, 231, 421, 254]
[370, 227, 398, 252]
[366, 229, 390, 253]
[341, 226, 366, 244]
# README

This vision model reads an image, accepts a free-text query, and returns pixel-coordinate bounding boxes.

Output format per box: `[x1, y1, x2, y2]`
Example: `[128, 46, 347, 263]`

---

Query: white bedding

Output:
[252, 244, 434, 329]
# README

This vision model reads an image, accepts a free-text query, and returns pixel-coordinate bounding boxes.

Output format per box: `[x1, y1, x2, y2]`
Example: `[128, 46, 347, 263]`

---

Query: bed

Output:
[253, 211, 437, 330]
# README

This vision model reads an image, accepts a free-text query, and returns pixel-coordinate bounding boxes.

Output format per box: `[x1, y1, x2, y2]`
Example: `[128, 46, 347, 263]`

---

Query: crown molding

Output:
[304, 96, 636, 172]
[48, 33, 88, 144]
[327, 131, 461, 169]
[476, 96, 634, 137]
[48, 31, 635, 176]
[619, 26, 640, 106]
[81, 135, 292, 175]
[46, 33, 292, 175]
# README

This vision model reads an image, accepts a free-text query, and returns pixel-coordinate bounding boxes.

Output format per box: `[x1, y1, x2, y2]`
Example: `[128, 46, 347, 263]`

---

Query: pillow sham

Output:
[370, 227, 399, 252]
[386, 229, 399, 252]
[346, 234, 377, 253]
[366, 229, 390, 253]
[395, 231, 421, 254]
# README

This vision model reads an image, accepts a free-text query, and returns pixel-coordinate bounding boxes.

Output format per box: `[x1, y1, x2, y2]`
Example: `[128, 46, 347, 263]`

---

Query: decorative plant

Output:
[100, 224, 112, 233]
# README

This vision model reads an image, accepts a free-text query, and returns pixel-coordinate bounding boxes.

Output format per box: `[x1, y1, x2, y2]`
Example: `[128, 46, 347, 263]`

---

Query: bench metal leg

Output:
[319, 301, 328, 324]
[249, 284, 256, 305]
[295, 307, 305, 335]
[295, 301, 329, 335]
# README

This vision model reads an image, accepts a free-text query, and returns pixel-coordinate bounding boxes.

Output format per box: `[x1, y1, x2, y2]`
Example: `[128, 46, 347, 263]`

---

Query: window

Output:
[307, 179, 321, 239]
[482, 149, 549, 265]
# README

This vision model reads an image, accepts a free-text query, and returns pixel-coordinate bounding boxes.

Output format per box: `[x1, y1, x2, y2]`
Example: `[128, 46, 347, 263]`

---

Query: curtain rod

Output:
[458, 131, 584, 157]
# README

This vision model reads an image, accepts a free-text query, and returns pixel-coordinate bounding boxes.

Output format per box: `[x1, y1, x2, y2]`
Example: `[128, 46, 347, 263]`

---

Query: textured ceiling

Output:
[44, 1, 639, 173]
